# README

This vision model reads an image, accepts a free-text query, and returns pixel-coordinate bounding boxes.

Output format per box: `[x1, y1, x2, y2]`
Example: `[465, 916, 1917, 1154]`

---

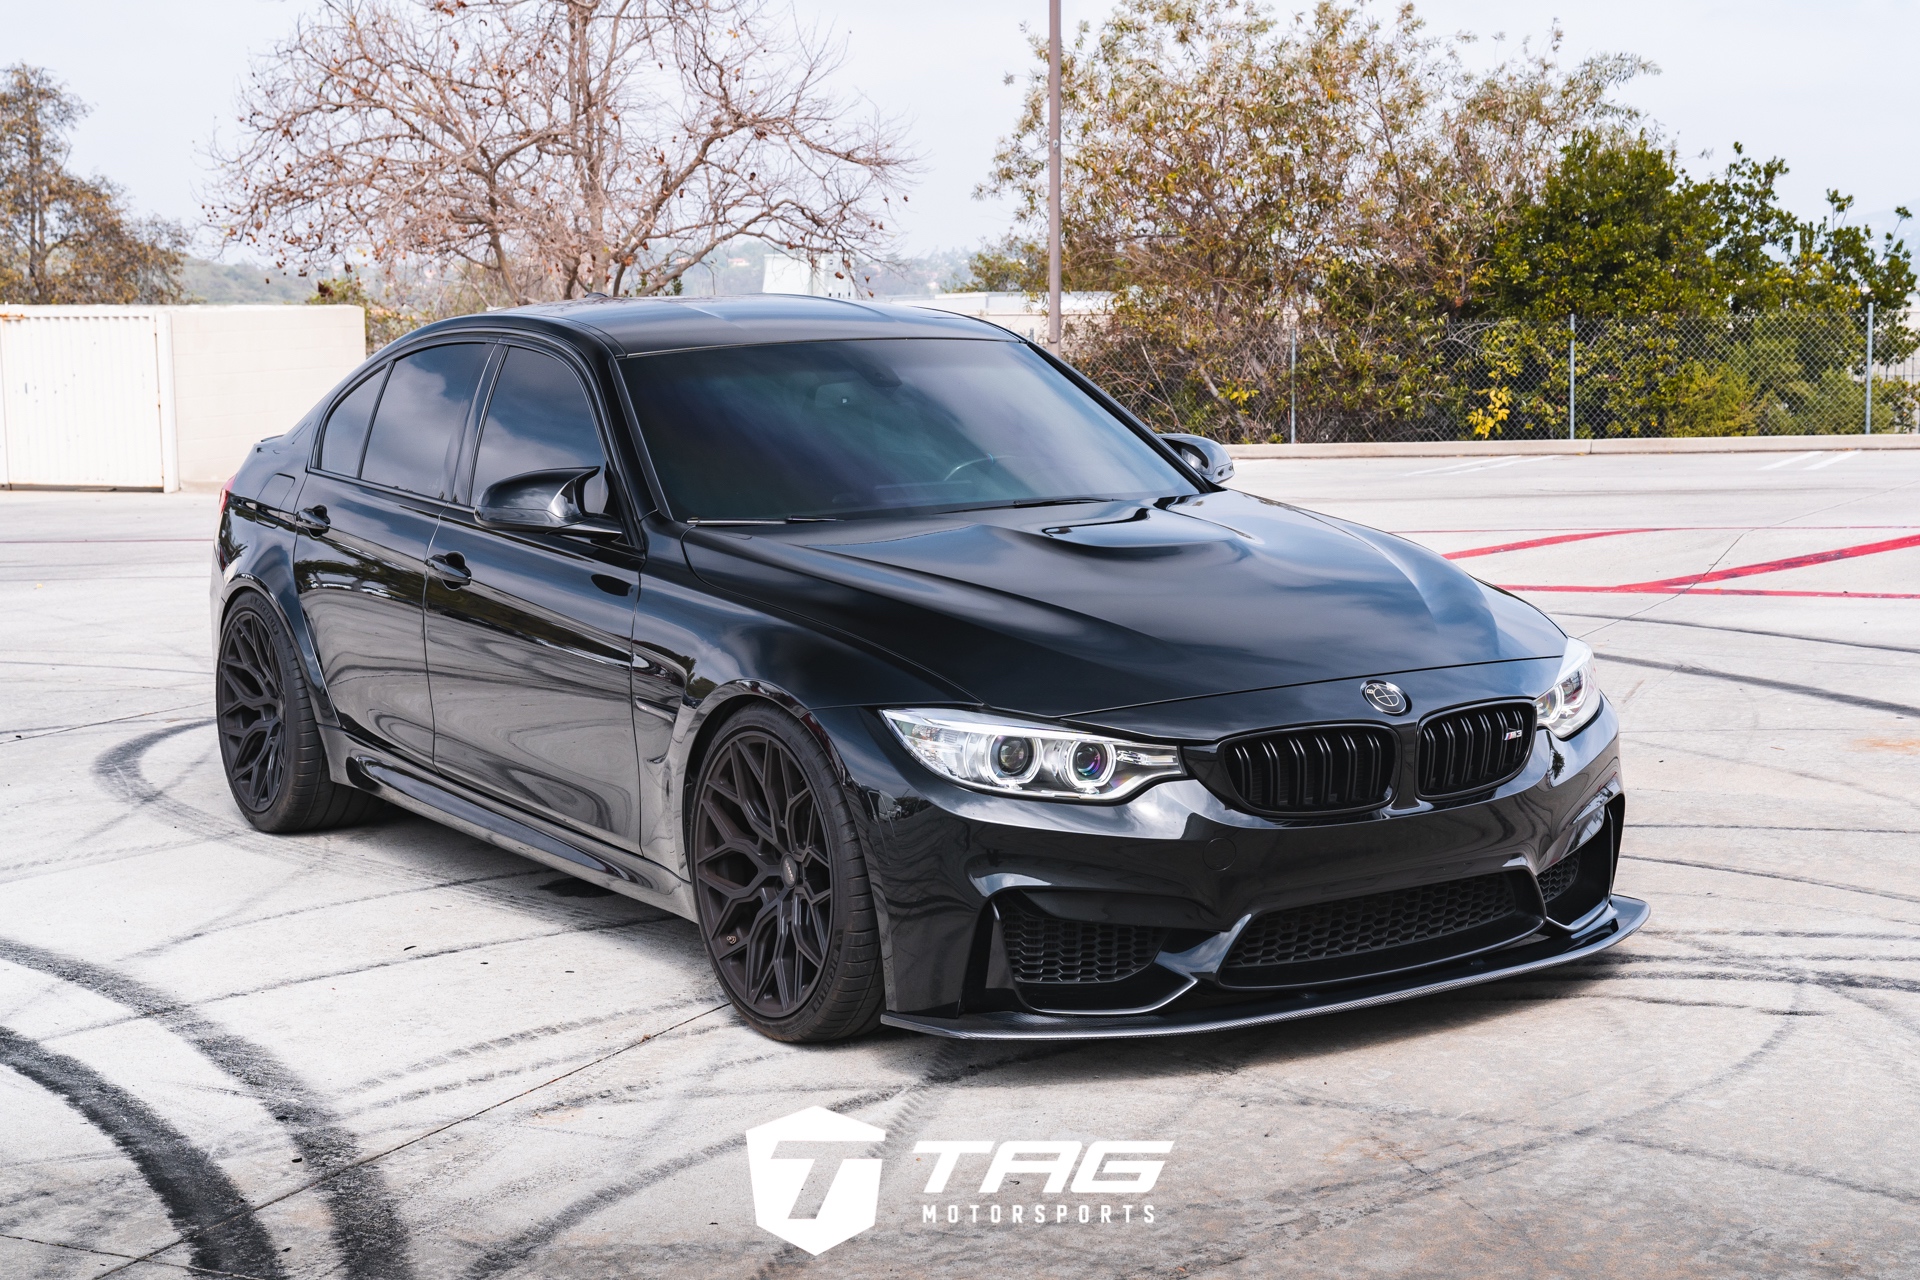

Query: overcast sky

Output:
[3, 0, 1914, 260]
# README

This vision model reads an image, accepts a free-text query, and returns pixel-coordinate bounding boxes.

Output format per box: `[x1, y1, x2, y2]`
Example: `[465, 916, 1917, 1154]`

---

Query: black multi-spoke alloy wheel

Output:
[216, 595, 381, 833]
[690, 706, 883, 1042]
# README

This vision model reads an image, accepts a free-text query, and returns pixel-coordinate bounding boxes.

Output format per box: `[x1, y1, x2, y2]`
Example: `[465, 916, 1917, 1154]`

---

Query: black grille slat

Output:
[1001, 907, 1165, 985]
[1418, 702, 1533, 798]
[1225, 872, 1520, 972]
[1220, 724, 1395, 815]
[1537, 852, 1580, 902]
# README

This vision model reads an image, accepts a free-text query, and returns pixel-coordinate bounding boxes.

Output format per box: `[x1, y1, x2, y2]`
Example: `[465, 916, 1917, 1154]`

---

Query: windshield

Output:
[620, 338, 1197, 521]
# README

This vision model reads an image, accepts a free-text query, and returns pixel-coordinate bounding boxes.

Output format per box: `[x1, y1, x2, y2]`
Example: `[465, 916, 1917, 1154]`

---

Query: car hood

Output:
[679, 490, 1566, 720]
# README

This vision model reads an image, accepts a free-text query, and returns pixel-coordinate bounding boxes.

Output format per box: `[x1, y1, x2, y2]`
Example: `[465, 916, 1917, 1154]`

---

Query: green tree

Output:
[0, 65, 186, 304]
[949, 235, 1044, 293]
[1472, 134, 1916, 439]
[1480, 134, 1916, 318]
[980, 0, 1645, 439]
[1478, 134, 1723, 315]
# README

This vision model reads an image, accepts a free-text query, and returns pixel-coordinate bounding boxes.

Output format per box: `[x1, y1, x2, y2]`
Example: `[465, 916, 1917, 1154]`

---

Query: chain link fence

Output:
[1067, 310, 1920, 443]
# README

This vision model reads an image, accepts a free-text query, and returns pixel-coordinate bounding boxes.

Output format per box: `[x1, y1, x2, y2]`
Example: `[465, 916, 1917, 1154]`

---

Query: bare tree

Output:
[213, 0, 911, 305]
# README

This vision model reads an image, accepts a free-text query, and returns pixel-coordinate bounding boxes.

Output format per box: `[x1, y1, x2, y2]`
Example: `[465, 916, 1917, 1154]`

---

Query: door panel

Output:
[291, 343, 489, 764]
[292, 472, 440, 761]
[424, 517, 642, 847]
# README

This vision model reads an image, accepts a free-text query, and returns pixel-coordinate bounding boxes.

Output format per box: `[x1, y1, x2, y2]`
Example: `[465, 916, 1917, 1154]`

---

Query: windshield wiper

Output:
[951, 496, 1114, 514]
[685, 516, 840, 527]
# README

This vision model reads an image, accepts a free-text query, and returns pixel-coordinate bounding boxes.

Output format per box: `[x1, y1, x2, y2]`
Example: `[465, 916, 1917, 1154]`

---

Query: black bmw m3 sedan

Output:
[210, 294, 1644, 1042]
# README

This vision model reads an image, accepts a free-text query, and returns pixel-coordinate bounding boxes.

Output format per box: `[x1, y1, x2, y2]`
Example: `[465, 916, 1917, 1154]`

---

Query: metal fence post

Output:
[1288, 326, 1297, 445]
[1567, 313, 1577, 440]
[1864, 301, 1875, 435]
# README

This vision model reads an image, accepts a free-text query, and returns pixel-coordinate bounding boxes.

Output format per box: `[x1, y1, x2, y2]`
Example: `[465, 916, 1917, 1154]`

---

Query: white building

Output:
[903, 291, 1112, 343]
[761, 252, 857, 300]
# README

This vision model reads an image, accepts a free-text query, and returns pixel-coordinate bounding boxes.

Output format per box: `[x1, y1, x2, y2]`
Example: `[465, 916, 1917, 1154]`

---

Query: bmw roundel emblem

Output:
[1362, 680, 1409, 715]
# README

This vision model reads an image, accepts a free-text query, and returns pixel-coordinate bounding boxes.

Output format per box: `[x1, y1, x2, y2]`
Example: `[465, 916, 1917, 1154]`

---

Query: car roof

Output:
[407, 294, 1018, 357]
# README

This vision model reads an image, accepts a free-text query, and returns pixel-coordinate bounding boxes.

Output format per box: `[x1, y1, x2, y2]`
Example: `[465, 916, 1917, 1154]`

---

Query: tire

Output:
[215, 594, 382, 833]
[689, 705, 885, 1043]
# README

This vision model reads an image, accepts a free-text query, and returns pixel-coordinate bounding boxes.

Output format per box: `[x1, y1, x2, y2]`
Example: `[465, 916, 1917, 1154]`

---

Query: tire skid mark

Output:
[1556, 610, 1920, 658]
[1595, 652, 1920, 720]
[90, 721, 674, 927]
[337, 1005, 693, 1098]
[0, 939, 414, 1280]
[118, 870, 553, 962]
[1147, 1005, 1856, 1279]
[5, 702, 208, 745]
[0, 1025, 287, 1280]
[1688, 937, 1920, 1077]
[1623, 853, 1920, 909]
[331, 1000, 724, 1125]
[0, 839, 214, 887]
[1617, 739, 1920, 814]
[1460, 989, 1826, 1015]
[38, 918, 674, 1044]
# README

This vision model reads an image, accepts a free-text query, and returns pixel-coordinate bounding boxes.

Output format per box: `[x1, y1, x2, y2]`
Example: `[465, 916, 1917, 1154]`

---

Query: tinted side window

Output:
[472, 347, 610, 514]
[360, 344, 489, 498]
[317, 367, 386, 476]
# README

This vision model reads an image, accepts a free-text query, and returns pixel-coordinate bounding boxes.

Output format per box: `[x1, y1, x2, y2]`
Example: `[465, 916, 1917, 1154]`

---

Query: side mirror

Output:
[1159, 433, 1235, 484]
[476, 467, 623, 536]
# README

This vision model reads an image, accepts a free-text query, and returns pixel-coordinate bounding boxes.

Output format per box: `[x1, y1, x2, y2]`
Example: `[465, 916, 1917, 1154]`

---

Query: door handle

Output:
[292, 505, 330, 536]
[427, 552, 472, 589]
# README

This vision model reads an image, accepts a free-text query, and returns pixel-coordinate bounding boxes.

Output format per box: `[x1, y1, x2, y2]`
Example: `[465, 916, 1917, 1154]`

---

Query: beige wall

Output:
[169, 306, 365, 488]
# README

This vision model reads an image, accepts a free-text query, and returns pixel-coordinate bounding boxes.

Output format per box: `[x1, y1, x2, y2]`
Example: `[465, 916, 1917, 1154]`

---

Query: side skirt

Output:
[347, 753, 697, 922]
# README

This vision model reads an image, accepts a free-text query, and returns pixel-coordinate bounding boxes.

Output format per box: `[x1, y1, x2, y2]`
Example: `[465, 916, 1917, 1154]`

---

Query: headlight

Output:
[881, 708, 1185, 801]
[1535, 638, 1601, 739]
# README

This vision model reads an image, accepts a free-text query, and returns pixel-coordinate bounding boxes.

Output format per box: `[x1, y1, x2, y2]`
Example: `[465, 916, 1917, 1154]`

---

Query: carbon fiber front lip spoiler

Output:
[882, 895, 1649, 1041]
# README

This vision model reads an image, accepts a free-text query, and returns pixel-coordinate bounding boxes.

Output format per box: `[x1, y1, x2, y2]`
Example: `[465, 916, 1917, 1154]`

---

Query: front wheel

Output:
[215, 595, 381, 833]
[689, 706, 884, 1042]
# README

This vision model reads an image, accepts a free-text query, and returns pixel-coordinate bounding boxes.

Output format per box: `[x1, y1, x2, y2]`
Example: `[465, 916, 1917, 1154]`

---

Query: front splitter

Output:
[882, 894, 1649, 1041]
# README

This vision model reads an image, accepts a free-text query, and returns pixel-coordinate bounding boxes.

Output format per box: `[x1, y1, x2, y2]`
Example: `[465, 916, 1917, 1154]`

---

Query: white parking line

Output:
[1759, 451, 1823, 470]
[1805, 451, 1857, 470]
[1403, 456, 1542, 478]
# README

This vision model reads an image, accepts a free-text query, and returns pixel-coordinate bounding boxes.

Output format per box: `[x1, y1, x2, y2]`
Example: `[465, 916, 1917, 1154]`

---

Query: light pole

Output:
[1047, 0, 1062, 351]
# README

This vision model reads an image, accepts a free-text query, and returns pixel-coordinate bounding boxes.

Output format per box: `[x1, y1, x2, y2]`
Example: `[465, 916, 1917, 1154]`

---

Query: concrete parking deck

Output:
[3, 449, 1917, 1278]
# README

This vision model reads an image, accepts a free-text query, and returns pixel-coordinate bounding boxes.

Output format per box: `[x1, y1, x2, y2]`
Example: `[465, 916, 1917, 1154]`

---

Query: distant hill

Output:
[180, 258, 311, 304]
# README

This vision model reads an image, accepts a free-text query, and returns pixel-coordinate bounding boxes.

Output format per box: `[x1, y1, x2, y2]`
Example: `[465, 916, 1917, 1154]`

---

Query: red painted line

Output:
[1442, 529, 1659, 560]
[1606, 532, 1920, 591]
[1400, 526, 1920, 534]
[1502, 585, 1920, 600]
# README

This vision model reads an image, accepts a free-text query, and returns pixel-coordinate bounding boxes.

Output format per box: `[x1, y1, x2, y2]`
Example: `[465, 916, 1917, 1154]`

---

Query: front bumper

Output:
[883, 893, 1647, 1040]
[818, 669, 1635, 1035]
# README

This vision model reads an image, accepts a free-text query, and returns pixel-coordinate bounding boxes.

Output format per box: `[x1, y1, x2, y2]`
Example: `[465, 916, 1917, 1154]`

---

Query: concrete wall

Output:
[0, 305, 364, 491]
[168, 306, 365, 488]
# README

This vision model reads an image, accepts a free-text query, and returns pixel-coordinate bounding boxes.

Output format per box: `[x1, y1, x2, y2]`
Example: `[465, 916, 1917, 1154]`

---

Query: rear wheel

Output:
[216, 595, 381, 833]
[690, 706, 884, 1042]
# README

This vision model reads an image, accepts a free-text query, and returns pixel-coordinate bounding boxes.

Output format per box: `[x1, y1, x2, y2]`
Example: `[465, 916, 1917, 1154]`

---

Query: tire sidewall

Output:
[690, 705, 879, 1041]
[216, 595, 307, 828]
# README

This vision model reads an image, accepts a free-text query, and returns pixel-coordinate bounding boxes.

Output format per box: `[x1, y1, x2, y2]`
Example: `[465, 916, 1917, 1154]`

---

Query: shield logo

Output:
[1362, 680, 1409, 715]
[746, 1106, 886, 1255]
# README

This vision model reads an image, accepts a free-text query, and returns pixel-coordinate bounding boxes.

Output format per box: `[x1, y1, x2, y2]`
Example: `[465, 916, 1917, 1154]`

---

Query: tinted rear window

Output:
[361, 343, 489, 497]
[620, 338, 1191, 521]
[317, 367, 386, 476]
